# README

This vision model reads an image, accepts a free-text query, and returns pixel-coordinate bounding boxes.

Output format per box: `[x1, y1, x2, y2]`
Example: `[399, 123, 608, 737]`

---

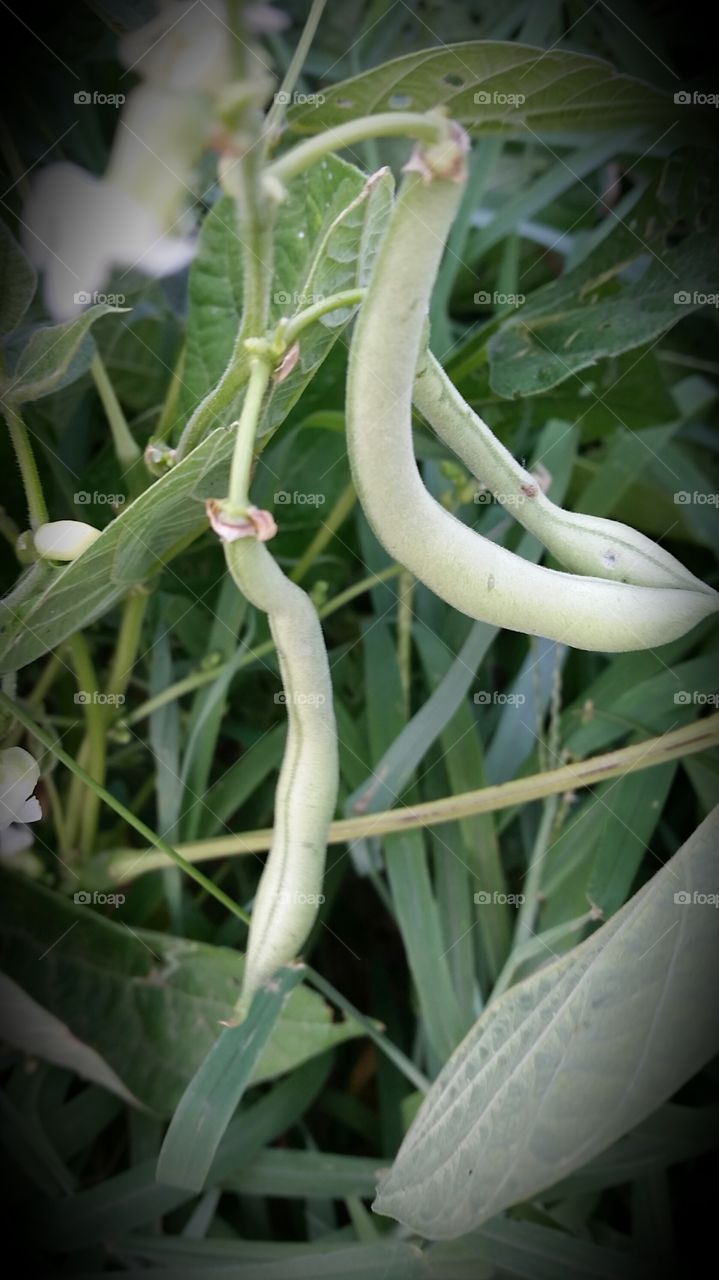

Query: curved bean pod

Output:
[413, 350, 711, 594]
[346, 133, 718, 652]
[225, 538, 338, 1018]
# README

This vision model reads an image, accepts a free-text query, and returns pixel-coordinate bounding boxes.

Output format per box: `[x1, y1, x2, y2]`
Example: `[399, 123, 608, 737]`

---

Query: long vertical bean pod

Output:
[224, 538, 338, 1018]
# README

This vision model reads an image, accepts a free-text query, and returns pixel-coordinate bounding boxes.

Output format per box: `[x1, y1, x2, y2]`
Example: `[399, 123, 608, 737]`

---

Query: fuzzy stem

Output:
[264, 0, 328, 137]
[227, 357, 272, 511]
[4, 403, 48, 529]
[267, 112, 448, 185]
[90, 353, 142, 482]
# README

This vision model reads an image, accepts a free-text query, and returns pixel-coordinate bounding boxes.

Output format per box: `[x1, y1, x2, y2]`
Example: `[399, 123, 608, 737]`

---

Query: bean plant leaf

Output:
[0, 159, 392, 672]
[3, 304, 127, 403]
[286, 42, 677, 136]
[487, 173, 719, 398]
[374, 805, 719, 1238]
[0, 221, 37, 337]
[0, 869, 363, 1116]
[175, 155, 393, 437]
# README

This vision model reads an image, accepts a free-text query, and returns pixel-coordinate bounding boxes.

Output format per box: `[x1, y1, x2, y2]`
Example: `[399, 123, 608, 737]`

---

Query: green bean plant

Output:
[0, 0, 718, 1272]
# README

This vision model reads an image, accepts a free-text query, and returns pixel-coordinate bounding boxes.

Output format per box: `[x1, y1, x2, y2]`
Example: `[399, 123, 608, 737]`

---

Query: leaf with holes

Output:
[0, 869, 363, 1117]
[286, 42, 677, 137]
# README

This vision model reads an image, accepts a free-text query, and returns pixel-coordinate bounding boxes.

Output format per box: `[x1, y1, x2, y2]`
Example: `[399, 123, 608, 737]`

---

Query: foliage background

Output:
[0, 0, 718, 1275]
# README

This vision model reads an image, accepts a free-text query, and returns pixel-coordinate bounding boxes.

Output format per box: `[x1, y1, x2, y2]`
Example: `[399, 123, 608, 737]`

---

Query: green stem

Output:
[305, 967, 430, 1094]
[90, 353, 142, 482]
[227, 357, 272, 510]
[264, 0, 328, 137]
[291, 481, 356, 583]
[120, 564, 402, 726]
[64, 634, 106, 858]
[397, 569, 414, 715]
[267, 112, 448, 186]
[0, 691, 249, 925]
[282, 288, 365, 347]
[105, 589, 148, 711]
[513, 794, 560, 947]
[94, 716, 719, 882]
[4, 403, 48, 529]
[177, 158, 274, 461]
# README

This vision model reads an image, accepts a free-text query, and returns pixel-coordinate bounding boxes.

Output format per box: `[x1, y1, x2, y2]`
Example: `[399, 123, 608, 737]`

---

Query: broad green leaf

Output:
[3, 303, 126, 403]
[175, 159, 392, 438]
[0, 422, 229, 672]
[0, 870, 363, 1116]
[0, 220, 36, 336]
[285, 43, 675, 136]
[374, 806, 719, 1237]
[157, 964, 304, 1191]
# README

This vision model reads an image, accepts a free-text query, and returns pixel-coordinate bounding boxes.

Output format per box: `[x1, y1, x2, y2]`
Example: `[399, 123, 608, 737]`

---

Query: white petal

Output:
[119, 1, 233, 95]
[0, 823, 36, 856]
[0, 747, 41, 832]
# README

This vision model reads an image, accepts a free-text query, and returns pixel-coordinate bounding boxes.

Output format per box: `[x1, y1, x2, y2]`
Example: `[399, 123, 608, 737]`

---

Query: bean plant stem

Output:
[264, 0, 328, 137]
[90, 352, 142, 480]
[4, 403, 48, 529]
[513, 793, 561, 948]
[282, 288, 365, 346]
[64, 633, 106, 858]
[267, 112, 448, 185]
[227, 357, 272, 510]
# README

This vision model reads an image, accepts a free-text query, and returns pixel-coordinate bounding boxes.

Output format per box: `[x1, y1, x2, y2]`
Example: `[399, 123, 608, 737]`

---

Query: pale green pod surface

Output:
[413, 351, 713, 596]
[225, 539, 338, 1016]
[346, 149, 718, 653]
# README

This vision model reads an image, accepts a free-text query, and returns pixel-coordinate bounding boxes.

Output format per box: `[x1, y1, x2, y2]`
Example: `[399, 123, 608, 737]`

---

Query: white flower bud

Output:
[34, 520, 101, 562]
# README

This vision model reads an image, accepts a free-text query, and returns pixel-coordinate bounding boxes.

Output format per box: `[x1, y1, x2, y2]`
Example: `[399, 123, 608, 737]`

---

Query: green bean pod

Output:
[346, 132, 718, 652]
[224, 538, 338, 1018]
[413, 350, 711, 594]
